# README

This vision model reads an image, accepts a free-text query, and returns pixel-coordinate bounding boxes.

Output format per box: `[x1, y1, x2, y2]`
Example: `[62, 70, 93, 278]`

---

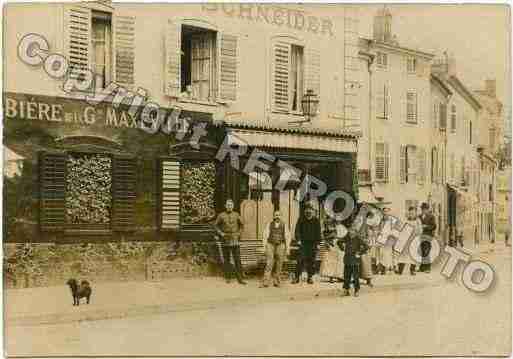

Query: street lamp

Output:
[289, 89, 319, 125]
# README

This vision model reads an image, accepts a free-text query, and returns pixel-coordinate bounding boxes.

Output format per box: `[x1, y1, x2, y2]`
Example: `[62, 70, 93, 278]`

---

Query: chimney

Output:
[373, 6, 393, 43]
[485, 79, 496, 97]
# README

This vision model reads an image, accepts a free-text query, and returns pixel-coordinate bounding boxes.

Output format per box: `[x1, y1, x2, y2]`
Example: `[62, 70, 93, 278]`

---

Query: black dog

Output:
[66, 278, 92, 306]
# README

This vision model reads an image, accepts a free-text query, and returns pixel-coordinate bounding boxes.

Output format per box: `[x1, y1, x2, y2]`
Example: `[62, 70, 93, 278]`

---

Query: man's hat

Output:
[421, 202, 429, 210]
[305, 201, 315, 210]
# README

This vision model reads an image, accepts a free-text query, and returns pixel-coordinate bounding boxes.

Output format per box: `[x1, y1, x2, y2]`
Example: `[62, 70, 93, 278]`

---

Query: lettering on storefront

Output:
[201, 4, 334, 37]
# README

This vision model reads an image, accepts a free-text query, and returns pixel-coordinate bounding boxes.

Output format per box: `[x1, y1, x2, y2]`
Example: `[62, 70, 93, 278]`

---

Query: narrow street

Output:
[7, 246, 511, 357]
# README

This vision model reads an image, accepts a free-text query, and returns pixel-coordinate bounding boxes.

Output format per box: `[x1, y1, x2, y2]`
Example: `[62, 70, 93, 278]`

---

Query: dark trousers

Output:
[397, 262, 416, 274]
[295, 243, 317, 280]
[222, 245, 243, 280]
[419, 240, 432, 272]
[343, 264, 360, 291]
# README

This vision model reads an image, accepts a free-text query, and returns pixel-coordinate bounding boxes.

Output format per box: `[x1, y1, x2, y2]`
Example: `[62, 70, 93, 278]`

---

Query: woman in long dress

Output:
[319, 218, 347, 282]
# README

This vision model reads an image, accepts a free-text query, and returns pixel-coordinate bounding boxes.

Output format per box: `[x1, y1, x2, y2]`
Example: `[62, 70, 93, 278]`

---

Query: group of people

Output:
[214, 198, 437, 297]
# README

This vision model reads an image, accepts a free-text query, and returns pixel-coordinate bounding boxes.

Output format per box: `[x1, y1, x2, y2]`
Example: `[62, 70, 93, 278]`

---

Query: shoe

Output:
[410, 271, 416, 276]
[273, 283, 281, 288]
[307, 278, 314, 284]
[260, 283, 269, 288]
[343, 289, 350, 296]
[367, 280, 373, 288]
[354, 290, 359, 297]
[292, 278, 300, 284]
[226, 278, 231, 284]
[237, 279, 247, 285]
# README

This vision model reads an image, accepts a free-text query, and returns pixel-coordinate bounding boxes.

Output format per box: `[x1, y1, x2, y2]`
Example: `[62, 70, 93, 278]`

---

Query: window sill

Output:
[178, 98, 222, 107]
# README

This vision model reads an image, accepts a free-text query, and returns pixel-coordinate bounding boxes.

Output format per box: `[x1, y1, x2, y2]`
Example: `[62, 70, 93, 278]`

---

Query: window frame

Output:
[406, 91, 418, 124]
[407, 57, 417, 74]
[450, 104, 457, 133]
[375, 142, 389, 183]
[376, 51, 388, 69]
[91, 11, 112, 91]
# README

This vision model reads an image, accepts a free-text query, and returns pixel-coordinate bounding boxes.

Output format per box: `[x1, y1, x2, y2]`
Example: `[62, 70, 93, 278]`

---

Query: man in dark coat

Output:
[338, 227, 369, 297]
[419, 202, 437, 273]
[292, 202, 322, 284]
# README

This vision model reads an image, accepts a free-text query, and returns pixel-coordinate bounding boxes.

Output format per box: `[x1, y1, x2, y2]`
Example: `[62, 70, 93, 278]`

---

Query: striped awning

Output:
[226, 129, 357, 153]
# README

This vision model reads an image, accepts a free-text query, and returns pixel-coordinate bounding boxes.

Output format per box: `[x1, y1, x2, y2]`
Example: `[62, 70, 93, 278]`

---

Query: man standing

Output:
[419, 202, 437, 273]
[215, 199, 247, 285]
[293, 202, 322, 284]
[261, 211, 290, 288]
[339, 227, 369, 297]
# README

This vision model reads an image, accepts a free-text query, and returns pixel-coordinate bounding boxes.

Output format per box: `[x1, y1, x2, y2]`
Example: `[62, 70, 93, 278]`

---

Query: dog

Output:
[66, 278, 92, 306]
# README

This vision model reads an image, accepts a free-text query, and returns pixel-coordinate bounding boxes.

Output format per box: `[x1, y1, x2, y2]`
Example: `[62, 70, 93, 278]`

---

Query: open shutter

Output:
[40, 152, 66, 231]
[114, 15, 135, 89]
[417, 147, 425, 185]
[112, 156, 136, 231]
[375, 143, 385, 181]
[160, 159, 181, 229]
[64, 5, 92, 88]
[273, 41, 290, 112]
[305, 47, 321, 101]
[439, 103, 447, 129]
[218, 33, 237, 101]
[384, 142, 390, 182]
[400, 145, 406, 184]
[164, 19, 181, 97]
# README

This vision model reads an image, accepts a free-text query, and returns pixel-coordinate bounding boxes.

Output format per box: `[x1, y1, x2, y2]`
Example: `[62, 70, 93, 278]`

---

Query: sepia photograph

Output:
[2, 1, 512, 357]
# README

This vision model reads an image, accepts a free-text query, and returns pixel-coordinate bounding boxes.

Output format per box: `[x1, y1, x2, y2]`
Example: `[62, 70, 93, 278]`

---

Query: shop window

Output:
[181, 25, 217, 102]
[40, 152, 136, 232]
[181, 161, 217, 225]
[91, 11, 112, 90]
[406, 92, 418, 124]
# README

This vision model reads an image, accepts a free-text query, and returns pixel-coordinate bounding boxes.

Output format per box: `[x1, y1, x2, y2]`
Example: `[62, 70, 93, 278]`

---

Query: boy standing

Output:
[338, 228, 369, 297]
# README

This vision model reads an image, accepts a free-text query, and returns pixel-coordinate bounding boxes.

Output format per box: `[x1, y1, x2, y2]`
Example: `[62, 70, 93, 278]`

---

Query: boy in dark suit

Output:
[338, 227, 369, 297]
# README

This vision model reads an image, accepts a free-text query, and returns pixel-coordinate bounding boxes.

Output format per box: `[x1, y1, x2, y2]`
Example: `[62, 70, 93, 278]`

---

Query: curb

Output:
[7, 277, 446, 327]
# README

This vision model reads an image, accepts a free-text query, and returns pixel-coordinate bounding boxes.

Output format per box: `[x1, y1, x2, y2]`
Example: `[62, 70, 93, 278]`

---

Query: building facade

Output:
[4, 3, 362, 285]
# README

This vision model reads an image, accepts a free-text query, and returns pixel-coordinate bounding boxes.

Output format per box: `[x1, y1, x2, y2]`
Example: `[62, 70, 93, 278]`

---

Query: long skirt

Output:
[360, 253, 373, 279]
[320, 246, 344, 279]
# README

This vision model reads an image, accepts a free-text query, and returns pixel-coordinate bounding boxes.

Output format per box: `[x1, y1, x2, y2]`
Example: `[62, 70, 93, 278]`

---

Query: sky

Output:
[356, 4, 511, 136]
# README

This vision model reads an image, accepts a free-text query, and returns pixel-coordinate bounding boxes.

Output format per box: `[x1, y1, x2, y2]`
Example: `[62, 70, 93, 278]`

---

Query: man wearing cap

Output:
[293, 202, 322, 284]
[419, 202, 437, 273]
[261, 211, 291, 288]
[215, 199, 246, 285]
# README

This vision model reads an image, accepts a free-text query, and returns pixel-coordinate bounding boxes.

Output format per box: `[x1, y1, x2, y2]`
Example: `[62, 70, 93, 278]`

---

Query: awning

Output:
[226, 129, 357, 153]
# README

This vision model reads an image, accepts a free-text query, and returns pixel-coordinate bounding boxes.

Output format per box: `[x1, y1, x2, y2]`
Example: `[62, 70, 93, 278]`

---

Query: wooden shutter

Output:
[384, 143, 390, 181]
[439, 103, 447, 129]
[376, 85, 385, 119]
[160, 159, 181, 229]
[273, 41, 290, 112]
[112, 156, 136, 231]
[400, 145, 406, 184]
[114, 15, 135, 89]
[375, 143, 385, 181]
[40, 152, 67, 231]
[417, 147, 426, 185]
[305, 47, 321, 100]
[164, 19, 181, 97]
[65, 5, 92, 87]
[218, 33, 237, 101]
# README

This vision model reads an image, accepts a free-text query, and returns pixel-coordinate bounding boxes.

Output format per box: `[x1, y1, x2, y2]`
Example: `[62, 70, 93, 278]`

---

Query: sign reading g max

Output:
[202, 4, 334, 37]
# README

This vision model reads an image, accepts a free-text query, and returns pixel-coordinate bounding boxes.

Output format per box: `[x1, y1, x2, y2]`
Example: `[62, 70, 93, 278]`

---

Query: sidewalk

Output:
[6, 270, 445, 327]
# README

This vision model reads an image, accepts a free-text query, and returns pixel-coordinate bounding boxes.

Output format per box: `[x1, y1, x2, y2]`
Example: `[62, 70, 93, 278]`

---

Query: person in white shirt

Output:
[396, 206, 422, 275]
[261, 211, 291, 288]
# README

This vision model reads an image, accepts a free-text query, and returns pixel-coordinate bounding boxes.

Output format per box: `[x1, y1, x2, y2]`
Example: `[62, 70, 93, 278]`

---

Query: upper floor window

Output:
[470, 121, 473, 144]
[375, 142, 390, 182]
[376, 84, 390, 120]
[91, 11, 112, 90]
[407, 57, 417, 73]
[181, 25, 217, 102]
[290, 45, 304, 112]
[439, 103, 447, 130]
[376, 52, 388, 68]
[451, 104, 457, 133]
[406, 92, 417, 124]
[433, 103, 438, 129]
[400, 145, 420, 184]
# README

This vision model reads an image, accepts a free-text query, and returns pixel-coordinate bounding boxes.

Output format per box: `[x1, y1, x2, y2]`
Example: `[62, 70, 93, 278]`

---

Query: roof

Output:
[447, 76, 482, 111]
[360, 37, 435, 60]
[216, 120, 362, 140]
[431, 74, 453, 98]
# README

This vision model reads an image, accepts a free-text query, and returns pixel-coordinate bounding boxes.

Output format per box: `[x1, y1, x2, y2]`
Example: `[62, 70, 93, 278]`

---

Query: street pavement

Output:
[5, 242, 511, 356]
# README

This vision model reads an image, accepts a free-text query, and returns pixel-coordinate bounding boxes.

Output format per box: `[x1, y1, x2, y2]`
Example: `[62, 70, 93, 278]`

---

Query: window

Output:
[470, 121, 473, 144]
[376, 84, 390, 120]
[376, 52, 388, 68]
[451, 104, 457, 133]
[417, 147, 426, 185]
[439, 103, 447, 129]
[375, 142, 390, 182]
[406, 92, 417, 123]
[490, 127, 496, 150]
[400, 145, 417, 183]
[407, 57, 416, 73]
[290, 45, 304, 112]
[431, 147, 439, 184]
[433, 103, 438, 129]
[91, 12, 112, 90]
[181, 25, 217, 102]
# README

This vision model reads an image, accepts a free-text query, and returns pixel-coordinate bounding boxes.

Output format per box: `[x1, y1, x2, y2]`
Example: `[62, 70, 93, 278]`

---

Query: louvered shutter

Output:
[40, 152, 66, 231]
[164, 19, 181, 97]
[65, 5, 92, 89]
[273, 41, 290, 112]
[305, 47, 321, 101]
[114, 15, 135, 89]
[384, 143, 390, 181]
[218, 33, 237, 101]
[160, 159, 181, 229]
[439, 103, 447, 129]
[400, 145, 406, 184]
[417, 147, 425, 185]
[375, 143, 385, 181]
[112, 156, 136, 231]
